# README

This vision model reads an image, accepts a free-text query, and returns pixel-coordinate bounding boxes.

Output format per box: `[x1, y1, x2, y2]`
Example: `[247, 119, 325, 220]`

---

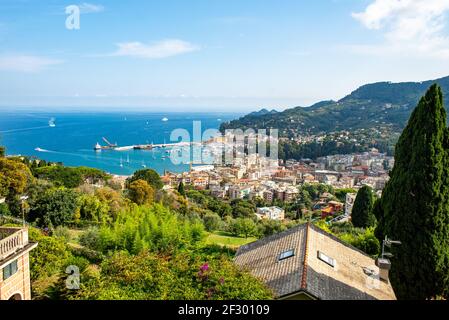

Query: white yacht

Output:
[49, 118, 56, 127]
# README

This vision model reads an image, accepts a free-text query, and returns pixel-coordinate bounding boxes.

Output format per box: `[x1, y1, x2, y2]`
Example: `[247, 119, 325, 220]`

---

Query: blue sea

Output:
[0, 110, 241, 175]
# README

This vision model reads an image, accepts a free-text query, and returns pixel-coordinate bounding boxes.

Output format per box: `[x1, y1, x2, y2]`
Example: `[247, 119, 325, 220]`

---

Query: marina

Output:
[94, 138, 198, 152]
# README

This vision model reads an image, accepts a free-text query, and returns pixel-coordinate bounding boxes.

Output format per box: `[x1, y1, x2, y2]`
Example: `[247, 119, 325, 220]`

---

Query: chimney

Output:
[376, 258, 392, 282]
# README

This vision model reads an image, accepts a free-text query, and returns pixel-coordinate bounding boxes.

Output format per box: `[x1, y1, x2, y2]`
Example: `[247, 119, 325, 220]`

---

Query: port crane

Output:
[102, 137, 117, 148]
[94, 137, 118, 151]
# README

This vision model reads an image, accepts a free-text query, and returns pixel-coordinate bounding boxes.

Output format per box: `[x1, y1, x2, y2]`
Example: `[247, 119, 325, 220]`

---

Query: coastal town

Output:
[3, 0, 449, 306]
[152, 147, 394, 222]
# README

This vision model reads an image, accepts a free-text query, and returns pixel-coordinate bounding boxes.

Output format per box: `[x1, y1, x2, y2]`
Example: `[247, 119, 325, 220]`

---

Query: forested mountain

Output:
[247, 108, 279, 117]
[220, 76, 449, 138]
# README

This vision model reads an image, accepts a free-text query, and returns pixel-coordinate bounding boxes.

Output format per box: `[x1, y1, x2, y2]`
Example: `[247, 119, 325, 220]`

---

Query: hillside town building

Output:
[0, 227, 37, 300]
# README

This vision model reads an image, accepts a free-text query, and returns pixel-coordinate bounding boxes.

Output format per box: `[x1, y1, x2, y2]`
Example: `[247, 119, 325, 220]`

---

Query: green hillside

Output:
[220, 76, 449, 138]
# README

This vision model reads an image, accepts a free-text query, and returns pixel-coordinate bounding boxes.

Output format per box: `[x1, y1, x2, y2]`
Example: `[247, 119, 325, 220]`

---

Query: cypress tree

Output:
[376, 84, 449, 300]
[351, 185, 376, 228]
[177, 181, 186, 197]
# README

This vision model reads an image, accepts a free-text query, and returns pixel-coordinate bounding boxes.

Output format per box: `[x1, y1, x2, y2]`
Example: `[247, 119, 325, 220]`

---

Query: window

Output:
[278, 249, 295, 261]
[318, 251, 335, 267]
[2, 260, 18, 280]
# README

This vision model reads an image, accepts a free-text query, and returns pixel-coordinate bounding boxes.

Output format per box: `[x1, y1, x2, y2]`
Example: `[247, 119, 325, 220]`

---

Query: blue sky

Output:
[1, 0, 449, 112]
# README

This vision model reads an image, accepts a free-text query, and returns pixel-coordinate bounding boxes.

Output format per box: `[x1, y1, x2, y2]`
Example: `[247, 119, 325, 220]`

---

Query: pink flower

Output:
[200, 263, 209, 272]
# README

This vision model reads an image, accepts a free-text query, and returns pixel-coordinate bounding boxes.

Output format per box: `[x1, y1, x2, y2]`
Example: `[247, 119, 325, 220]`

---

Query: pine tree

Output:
[376, 84, 449, 300]
[177, 181, 186, 197]
[351, 185, 376, 228]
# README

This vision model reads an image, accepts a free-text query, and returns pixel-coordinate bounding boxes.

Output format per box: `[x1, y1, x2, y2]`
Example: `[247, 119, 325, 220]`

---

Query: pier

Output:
[95, 141, 198, 152]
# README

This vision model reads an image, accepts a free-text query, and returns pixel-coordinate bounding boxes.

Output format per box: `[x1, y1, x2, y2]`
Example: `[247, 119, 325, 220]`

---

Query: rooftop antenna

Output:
[376, 235, 402, 282]
[381, 236, 402, 259]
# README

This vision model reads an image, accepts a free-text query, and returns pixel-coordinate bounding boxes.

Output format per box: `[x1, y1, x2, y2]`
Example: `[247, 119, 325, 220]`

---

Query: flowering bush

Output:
[68, 250, 273, 300]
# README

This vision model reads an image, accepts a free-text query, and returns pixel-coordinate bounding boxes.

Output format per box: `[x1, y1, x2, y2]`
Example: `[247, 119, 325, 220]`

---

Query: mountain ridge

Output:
[220, 76, 449, 138]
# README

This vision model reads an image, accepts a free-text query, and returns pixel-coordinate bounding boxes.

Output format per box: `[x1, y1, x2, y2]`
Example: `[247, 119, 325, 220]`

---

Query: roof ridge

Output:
[235, 223, 307, 256]
[300, 223, 310, 290]
[308, 223, 377, 260]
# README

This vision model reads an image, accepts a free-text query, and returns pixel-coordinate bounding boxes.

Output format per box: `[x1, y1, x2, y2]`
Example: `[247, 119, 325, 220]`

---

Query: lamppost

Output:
[19, 195, 29, 227]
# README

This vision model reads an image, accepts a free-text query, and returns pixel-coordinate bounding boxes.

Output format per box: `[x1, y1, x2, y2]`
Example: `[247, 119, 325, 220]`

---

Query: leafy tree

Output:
[377, 85, 449, 300]
[302, 183, 333, 201]
[127, 179, 154, 205]
[186, 189, 209, 206]
[230, 218, 257, 238]
[334, 188, 357, 203]
[177, 181, 186, 197]
[0, 146, 5, 157]
[297, 188, 312, 209]
[184, 189, 233, 218]
[76, 167, 110, 184]
[208, 199, 232, 218]
[34, 166, 83, 188]
[29, 188, 79, 227]
[203, 212, 222, 232]
[33, 165, 109, 188]
[26, 179, 54, 208]
[78, 194, 110, 224]
[95, 187, 130, 219]
[0, 157, 33, 199]
[127, 169, 163, 190]
[258, 219, 286, 237]
[231, 199, 256, 218]
[351, 186, 376, 228]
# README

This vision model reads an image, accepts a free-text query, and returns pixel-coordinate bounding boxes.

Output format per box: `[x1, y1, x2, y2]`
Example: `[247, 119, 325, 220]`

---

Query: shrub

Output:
[28, 228, 72, 280]
[79, 227, 101, 251]
[53, 226, 72, 243]
[203, 212, 222, 232]
[69, 251, 273, 300]
[0, 203, 10, 216]
[92, 204, 206, 254]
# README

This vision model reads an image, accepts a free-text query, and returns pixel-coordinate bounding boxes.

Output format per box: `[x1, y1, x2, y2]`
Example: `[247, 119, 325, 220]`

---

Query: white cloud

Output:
[111, 39, 199, 59]
[351, 0, 449, 58]
[78, 3, 104, 14]
[0, 55, 63, 73]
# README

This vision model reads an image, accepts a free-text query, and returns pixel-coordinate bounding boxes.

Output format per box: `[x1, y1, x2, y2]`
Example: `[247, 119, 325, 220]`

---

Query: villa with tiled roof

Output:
[234, 223, 396, 300]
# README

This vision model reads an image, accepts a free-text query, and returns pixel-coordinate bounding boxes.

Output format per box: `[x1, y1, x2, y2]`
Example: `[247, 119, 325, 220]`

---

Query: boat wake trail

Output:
[0, 126, 50, 134]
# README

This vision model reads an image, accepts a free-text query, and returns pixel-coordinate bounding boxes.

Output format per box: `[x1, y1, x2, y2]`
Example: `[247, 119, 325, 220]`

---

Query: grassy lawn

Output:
[205, 231, 257, 248]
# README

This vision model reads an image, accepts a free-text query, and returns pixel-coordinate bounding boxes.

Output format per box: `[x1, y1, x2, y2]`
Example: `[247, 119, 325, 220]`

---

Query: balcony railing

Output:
[0, 228, 28, 261]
